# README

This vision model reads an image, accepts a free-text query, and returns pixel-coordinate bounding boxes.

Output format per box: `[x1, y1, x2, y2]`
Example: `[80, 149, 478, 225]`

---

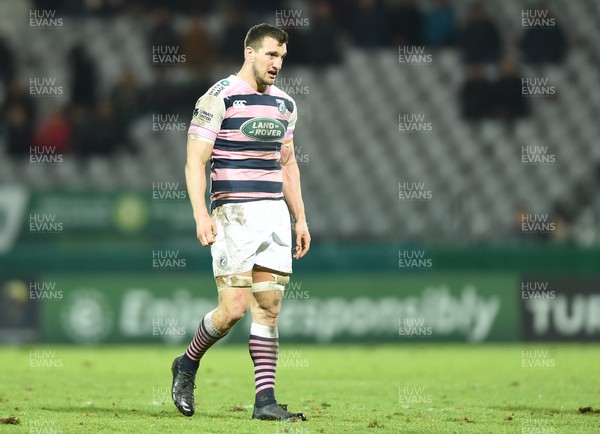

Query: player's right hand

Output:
[195, 214, 217, 246]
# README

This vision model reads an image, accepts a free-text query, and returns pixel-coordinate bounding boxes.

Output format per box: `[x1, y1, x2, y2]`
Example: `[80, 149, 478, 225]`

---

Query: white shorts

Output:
[210, 200, 292, 277]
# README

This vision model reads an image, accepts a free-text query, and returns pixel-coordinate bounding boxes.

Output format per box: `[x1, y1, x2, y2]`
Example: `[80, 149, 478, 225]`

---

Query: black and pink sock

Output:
[249, 322, 279, 408]
[181, 309, 226, 373]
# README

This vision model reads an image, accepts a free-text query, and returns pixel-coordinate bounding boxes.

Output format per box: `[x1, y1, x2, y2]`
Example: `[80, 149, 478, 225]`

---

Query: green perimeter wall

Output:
[2, 244, 598, 344]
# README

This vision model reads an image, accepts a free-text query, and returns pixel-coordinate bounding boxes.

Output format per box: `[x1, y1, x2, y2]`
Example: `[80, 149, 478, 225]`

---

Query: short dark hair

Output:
[244, 23, 288, 50]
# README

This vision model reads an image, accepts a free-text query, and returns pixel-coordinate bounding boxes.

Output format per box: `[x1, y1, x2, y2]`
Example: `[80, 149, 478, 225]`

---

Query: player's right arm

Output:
[185, 136, 216, 246]
[185, 90, 226, 246]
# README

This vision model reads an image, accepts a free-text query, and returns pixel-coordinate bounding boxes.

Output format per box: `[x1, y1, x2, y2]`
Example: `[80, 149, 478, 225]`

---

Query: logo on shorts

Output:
[240, 117, 286, 141]
[219, 256, 228, 268]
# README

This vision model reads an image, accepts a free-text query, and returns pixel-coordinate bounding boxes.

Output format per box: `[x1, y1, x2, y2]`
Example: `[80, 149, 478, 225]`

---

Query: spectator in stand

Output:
[424, 0, 455, 47]
[459, 63, 493, 122]
[248, 0, 284, 13]
[110, 69, 142, 123]
[110, 70, 142, 128]
[2, 79, 36, 124]
[5, 105, 32, 156]
[1, 79, 36, 156]
[84, 101, 123, 156]
[68, 45, 97, 108]
[220, 6, 248, 64]
[33, 108, 72, 154]
[520, 5, 567, 65]
[388, 0, 423, 47]
[492, 58, 529, 122]
[181, 17, 216, 79]
[68, 104, 93, 157]
[0, 34, 15, 87]
[304, 1, 343, 66]
[329, 0, 357, 38]
[351, 0, 387, 48]
[32, 0, 64, 11]
[145, 69, 185, 113]
[148, 8, 181, 53]
[459, 2, 502, 63]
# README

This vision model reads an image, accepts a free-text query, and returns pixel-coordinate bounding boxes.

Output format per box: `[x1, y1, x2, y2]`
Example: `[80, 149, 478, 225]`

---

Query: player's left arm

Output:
[281, 138, 310, 259]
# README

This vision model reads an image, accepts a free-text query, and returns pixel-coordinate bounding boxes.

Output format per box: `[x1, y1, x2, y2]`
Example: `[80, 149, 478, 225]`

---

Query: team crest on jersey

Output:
[276, 98, 286, 114]
[240, 118, 286, 141]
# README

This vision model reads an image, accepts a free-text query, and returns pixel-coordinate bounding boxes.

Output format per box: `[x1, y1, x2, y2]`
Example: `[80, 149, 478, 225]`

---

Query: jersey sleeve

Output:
[187, 93, 225, 142]
[284, 100, 297, 142]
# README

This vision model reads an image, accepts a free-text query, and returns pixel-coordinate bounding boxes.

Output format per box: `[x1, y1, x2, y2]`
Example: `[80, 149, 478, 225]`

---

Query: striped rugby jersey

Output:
[188, 74, 297, 210]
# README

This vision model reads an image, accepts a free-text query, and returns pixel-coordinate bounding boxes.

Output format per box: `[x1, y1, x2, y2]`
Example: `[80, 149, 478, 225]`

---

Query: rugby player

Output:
[171, 23, 310, 422]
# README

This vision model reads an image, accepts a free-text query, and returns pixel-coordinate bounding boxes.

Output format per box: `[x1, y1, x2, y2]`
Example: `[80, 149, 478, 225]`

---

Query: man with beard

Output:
[171, 23, 310, 422]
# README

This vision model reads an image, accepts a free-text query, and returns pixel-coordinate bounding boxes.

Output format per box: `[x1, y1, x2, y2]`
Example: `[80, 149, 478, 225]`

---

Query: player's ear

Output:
[244, 46, 254, 63]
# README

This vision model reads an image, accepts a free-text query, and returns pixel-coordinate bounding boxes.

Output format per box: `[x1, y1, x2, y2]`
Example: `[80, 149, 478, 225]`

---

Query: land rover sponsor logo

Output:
[241, 117, 285, 141]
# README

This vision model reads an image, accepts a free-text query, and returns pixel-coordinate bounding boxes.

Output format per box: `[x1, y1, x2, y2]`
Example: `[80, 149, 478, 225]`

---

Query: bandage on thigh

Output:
[216, 274, 253, 291]
[252, 273, 289, 292]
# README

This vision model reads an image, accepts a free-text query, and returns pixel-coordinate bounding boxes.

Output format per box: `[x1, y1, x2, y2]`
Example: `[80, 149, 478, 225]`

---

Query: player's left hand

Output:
[293, 220, 310, 259]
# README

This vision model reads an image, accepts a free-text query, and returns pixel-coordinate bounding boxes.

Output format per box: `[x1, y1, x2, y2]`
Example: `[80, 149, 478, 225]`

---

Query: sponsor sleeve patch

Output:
[189, 94, 225, 136]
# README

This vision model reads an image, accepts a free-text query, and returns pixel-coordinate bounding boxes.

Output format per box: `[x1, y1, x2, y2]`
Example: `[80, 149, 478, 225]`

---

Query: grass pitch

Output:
[0, 344, 598, 433]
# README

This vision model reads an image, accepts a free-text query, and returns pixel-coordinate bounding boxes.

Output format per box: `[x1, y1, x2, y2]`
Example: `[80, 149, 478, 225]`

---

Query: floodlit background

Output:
[1, 0, 599, 345]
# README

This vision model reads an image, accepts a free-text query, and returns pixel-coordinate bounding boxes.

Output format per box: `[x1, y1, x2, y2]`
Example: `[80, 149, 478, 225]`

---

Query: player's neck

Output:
[236, 65, 268, 93]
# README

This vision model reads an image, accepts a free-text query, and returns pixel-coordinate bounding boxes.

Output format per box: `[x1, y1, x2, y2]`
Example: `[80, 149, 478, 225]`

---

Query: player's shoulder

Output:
[205, 75, 237, 99]
[269, 85, 297, 113]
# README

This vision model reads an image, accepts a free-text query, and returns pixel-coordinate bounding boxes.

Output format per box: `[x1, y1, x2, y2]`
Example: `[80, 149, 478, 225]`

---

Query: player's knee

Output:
[255, 306, 279, 327]
[262, 303, 281, 320]
[254, 292, 282, 323]
[222, 301, 248, 326]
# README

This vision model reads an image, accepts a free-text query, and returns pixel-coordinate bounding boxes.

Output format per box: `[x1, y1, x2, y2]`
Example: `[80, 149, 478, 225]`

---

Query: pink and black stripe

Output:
[185, 318, 222, 362]
[249, 334, 279, 403]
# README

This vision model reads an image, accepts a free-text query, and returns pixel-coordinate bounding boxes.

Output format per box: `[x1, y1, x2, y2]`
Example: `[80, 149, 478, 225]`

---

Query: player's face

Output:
[252, 37, 287, 88]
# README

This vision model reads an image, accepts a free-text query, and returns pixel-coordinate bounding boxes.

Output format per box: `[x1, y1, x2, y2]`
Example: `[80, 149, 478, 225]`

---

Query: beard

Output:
[253, 65, 274, 90]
